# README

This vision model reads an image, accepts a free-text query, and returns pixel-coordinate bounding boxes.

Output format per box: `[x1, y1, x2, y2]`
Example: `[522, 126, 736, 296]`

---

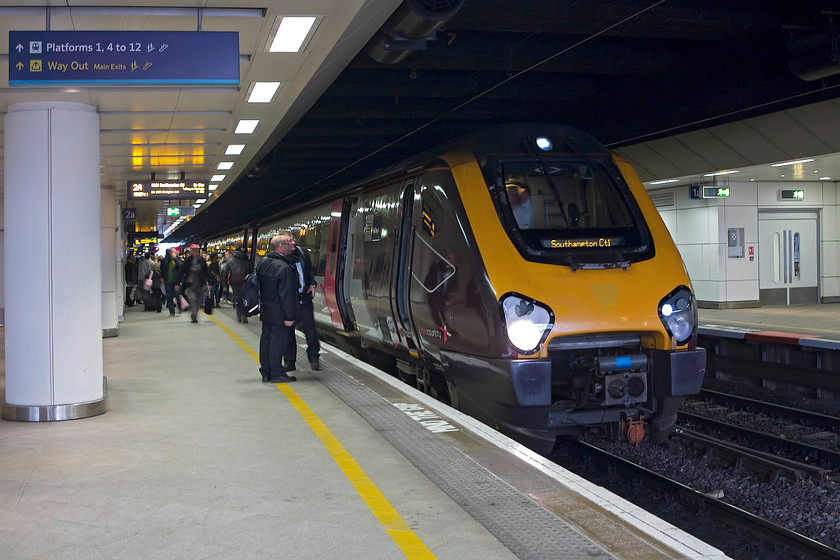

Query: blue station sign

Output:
[9, 31, 239, 86]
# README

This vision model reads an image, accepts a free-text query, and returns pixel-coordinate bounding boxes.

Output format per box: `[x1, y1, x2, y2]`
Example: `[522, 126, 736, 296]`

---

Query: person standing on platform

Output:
[136, 252, 154, 307]
[257, 232, 298, 383]
[160, 248, 183, 317]
[228, 246, 254, 323]
[124, 255, 138, 307]
[178, 244, 212, 324]
[208, 253, 222, 308]
[147, 262, 164, 313]
[285, 239, 321, 371]
[220, 250, 232, 302]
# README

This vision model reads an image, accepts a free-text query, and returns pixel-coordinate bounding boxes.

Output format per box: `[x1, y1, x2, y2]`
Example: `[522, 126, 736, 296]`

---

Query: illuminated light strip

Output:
[202, 311, 436, 559]
[771, 158, 814, 167]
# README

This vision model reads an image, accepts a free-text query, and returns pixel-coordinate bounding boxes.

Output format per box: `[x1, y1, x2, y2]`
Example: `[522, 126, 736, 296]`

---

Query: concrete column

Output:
[101, 187, 118, 338]
[115, 200, 125, 322]
[2, 101, 105, 421]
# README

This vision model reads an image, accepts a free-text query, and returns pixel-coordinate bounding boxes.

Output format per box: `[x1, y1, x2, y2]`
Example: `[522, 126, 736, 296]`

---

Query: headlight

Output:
[658, 286, 697, 345]
[500, 293, 554, 354]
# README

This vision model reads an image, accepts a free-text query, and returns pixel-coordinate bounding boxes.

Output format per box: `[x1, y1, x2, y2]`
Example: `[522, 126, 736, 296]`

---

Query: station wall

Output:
[655, 180, 840, 308]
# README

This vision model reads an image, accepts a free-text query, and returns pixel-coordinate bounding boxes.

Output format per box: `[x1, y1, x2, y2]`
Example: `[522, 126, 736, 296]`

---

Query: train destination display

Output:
[128, 180, 207, 200]
[9, 31, 238, 86]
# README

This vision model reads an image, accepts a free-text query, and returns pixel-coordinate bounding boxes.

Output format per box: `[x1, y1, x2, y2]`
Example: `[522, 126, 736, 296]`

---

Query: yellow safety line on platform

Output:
[204, 311, 436, 560]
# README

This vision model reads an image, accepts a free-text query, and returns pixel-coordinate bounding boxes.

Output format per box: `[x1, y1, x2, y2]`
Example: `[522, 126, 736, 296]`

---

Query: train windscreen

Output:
[497, 159, 654, 267]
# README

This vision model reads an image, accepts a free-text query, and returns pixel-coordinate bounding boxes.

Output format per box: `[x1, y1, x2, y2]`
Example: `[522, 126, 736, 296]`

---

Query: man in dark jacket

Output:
[124, 256, 138, 307]
[160, 248, 183, 317]
[228, 247, 254, 323]
[177, 244, 212, 323]
[257, 232, 298, 383]
[285, 241, 321, 371]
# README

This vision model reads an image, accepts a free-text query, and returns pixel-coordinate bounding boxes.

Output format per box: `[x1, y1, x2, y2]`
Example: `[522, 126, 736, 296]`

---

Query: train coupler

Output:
[621, 414, 645, 446]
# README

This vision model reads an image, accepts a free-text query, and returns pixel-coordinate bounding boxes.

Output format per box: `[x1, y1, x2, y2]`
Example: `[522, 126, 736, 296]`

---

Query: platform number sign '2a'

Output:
[9, 31, 239, 86]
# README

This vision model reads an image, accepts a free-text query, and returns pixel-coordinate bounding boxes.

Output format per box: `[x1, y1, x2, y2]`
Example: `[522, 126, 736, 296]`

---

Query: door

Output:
[758, 211, 818, 305]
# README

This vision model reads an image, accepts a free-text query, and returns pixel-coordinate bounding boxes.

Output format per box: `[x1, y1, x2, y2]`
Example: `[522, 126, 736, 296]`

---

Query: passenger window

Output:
[317, 224, 330, 275]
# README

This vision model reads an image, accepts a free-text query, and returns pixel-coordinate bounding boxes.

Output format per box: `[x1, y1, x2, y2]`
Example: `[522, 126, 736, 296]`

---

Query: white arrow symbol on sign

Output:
[15, 44, 23, 52]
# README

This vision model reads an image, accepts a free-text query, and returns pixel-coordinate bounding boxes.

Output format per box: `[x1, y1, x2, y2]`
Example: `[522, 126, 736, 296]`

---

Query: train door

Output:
[758, 211, 819, 305]
[393, 180, 421, 356]
[342, 186, 403, 346]
[324, 199, 354, 330]
[404, 179, 455, 364]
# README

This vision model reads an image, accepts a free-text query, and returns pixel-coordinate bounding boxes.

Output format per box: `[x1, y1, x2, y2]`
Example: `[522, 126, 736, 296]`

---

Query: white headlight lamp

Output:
[658, 286, 697, 345]
[500, 293, 554, 354]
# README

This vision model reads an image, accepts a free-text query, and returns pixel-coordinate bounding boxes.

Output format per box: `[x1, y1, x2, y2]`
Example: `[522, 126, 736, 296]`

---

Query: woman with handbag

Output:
[144, 263, 164, 312]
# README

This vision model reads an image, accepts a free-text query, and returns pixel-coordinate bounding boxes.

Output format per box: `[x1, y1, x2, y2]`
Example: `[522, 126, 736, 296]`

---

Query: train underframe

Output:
[318, 327, 705, 455]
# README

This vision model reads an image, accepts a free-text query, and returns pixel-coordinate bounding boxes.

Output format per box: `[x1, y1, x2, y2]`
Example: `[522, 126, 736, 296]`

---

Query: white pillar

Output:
[2, 102, 105, 421]
[101, 187, 119, 337]
[115, 200, 125, 321]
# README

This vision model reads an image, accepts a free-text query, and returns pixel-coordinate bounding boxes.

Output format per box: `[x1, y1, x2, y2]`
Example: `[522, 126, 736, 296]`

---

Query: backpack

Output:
[234, 272, 261, 317]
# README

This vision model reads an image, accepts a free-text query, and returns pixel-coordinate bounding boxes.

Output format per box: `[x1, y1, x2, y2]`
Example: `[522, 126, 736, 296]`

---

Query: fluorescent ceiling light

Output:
[217, 161, 234, 170]
[820, 176, 831, 180]
[211, 174, 226, 182]
[225, 144, 245, 155]
[196, 199, 207, 203]
[235, 120, 259, 134]
[248, 82, 282, 103]
[771, 158, 814, 167]
[193, 203, 202, 208]
[704, 170, 739, 177]
[648, 179, 678, 185]
[268, 16, 317, 53]
[209, 184, 218, 191]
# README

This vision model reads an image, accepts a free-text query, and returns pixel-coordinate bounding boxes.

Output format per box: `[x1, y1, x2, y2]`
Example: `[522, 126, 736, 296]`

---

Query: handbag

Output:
[143, 271, 153, 290]
[178, 294, 190, 310]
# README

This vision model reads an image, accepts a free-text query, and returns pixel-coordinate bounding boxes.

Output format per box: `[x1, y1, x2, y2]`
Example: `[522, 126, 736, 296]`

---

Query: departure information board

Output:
[9, 31, 239, 86]
[128, 180, 207, 200]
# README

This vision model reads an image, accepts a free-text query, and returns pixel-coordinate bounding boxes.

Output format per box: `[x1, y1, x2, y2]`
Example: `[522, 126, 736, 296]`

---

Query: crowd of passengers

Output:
[124, 245, 252, 323]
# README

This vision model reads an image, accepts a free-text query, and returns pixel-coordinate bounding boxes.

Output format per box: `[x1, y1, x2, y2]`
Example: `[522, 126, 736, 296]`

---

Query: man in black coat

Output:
[177, 244, 213, 324]
[257, 232, 298, 383]
[285, 242, 321, 371]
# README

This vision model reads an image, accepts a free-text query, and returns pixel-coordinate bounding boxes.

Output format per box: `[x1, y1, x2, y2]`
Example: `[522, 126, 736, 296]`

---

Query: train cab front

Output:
[449, 125, 707, 453]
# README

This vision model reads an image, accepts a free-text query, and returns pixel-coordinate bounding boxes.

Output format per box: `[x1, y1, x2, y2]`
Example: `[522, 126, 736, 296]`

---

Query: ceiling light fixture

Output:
[217, 162, 234, 170]
[235, 120, 259, 134]
[820, 176, 831, 180]
[225, 145, 245, 155]
[196, 199, 207, 203]
[209, 184, 218, 191]
[268, 16, 318, 53]
[248, 82, 282, 103]
[648, 179, 678, 185]
[211, 174, 226, 182]
[704, 170, 739, 177]
[771, 158, 815, 167]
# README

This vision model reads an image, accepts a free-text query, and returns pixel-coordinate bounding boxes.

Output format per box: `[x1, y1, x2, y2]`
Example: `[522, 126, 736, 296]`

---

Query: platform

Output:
[700, 303, 840, 341]
[0, 303, 728, 559]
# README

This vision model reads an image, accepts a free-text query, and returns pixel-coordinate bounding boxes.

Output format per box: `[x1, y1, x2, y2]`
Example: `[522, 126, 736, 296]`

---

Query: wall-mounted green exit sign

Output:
[779, 189, 805, 201]
[166, 206, 195, 217]
[703, 186, 730, 198]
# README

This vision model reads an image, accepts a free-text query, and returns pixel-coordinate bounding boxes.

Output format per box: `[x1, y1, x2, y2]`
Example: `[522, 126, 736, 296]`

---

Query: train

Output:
[202, 124, 706, 454]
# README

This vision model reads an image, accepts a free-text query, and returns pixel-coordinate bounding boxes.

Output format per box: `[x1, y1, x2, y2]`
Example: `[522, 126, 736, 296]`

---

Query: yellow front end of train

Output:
[437, 127, 705, 451]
